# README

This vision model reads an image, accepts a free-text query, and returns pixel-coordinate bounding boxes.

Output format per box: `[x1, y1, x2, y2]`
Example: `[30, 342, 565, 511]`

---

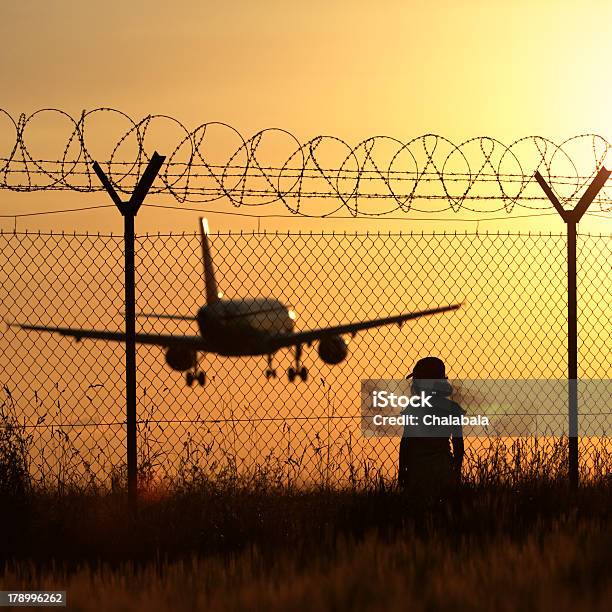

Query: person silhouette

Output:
[398, 357, 464, 493]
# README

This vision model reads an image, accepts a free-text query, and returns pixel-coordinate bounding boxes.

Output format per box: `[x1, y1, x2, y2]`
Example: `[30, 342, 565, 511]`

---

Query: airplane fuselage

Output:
[10, 217, 461, 386]
[197, 298, 294, 356]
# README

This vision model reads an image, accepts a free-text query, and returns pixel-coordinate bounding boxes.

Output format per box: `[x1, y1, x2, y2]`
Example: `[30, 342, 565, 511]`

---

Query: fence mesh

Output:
[1, 230, 610, 488]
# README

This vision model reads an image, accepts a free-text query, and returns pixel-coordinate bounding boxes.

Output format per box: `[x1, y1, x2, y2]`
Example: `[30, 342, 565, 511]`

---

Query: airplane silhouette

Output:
[8, 219, 462, 386]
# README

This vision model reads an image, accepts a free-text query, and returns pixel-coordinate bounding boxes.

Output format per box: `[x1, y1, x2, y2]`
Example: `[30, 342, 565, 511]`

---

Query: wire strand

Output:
[2, 109, 612, 216]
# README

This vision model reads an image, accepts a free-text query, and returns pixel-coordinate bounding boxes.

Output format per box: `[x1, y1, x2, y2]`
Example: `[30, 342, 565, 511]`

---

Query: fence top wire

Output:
[2, 109, 612, 216]
[4, 228, 604, 238]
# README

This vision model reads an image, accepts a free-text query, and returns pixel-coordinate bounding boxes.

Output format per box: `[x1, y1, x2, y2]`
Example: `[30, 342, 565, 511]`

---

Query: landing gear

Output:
[186, 369, 206, 387]
[287, 345, 308, 382]
[265, 354, 277, 379]
[287, 366, 307, 383]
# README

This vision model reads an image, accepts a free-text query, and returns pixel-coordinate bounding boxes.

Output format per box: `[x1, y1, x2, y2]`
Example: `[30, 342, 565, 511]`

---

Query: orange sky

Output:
[2, 0, 612, 234]
[1, 2, 611, 483]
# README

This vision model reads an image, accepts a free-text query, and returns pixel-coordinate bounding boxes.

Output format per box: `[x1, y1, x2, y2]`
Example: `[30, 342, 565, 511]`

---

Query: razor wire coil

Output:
[2, 109, 612, 215]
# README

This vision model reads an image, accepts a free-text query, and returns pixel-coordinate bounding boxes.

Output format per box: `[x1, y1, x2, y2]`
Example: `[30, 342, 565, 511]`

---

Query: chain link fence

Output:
[1, 230, 610, 488]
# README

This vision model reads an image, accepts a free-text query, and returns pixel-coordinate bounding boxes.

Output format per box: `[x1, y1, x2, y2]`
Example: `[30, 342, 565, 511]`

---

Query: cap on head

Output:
[410, 356, 446, 380]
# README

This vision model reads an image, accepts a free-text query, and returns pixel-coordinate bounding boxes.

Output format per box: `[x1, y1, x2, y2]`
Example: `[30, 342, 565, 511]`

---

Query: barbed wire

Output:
[0, 202, 562, 221]
[2, 108, 612, 215]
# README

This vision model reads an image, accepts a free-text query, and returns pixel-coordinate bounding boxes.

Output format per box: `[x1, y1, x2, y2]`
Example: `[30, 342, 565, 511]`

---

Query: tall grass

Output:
[0, 385, 31, 496]
[1, 381, 610, 567]
[2, 382, 610, 493]
[1, 398, 610, 611]
[2, 516, 610, 611]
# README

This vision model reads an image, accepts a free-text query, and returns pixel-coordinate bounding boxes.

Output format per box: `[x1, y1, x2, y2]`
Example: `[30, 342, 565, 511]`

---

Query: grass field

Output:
[2, 401, 611, 611]
[2, 516, 610, 611]
[1, 473, 611, 611]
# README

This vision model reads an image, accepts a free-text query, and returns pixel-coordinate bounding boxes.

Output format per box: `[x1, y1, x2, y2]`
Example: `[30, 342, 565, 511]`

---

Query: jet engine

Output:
[318, 335, 348, 365]
[165, 346, 197, 371]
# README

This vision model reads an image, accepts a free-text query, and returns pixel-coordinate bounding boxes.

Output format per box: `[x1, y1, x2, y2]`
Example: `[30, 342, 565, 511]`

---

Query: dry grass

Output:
[2, 517, 610, 611]
[1, 392, 611, 611]
[1, 471, 610, 611]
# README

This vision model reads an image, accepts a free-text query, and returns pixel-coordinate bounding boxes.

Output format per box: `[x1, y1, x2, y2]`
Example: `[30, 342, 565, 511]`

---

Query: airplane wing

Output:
[6, 322, 207, 349]
[269, 303, 462, 350]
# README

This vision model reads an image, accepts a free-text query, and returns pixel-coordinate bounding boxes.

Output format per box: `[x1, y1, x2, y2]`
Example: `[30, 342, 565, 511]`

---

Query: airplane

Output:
[7, 218, 462, 386]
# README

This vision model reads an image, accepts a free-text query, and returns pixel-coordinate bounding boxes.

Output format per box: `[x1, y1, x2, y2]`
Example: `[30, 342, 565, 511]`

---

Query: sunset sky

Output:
[1, 0, 610, 487]
[0, 8, 609, 605]
[2, 0, 612, 234]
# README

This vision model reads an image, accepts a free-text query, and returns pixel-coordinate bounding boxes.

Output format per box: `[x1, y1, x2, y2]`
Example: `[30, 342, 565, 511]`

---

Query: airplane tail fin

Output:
[199, 218, 221, 304]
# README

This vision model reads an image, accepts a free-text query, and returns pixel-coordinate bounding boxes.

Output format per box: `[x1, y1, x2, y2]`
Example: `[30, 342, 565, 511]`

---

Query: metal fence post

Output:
[92, 152, 165, 510]
[535, 166, 610, 488]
